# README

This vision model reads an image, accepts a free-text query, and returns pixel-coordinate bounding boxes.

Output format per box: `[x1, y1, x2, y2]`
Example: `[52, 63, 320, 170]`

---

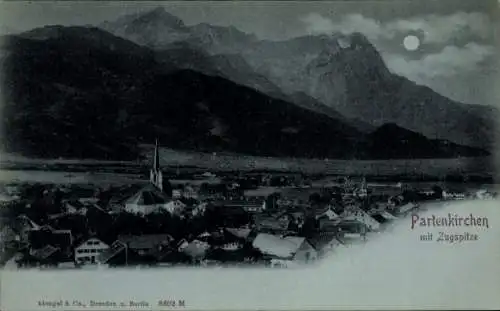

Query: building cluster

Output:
[0, 144, 497, 269]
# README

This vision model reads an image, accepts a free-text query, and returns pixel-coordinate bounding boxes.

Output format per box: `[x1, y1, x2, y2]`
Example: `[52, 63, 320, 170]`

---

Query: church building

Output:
[123, 140, 175, 215]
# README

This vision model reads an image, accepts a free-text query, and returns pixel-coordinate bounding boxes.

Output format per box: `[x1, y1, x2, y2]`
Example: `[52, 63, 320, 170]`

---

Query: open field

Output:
[149, 148, 493, 176]
[0, 149, 495, 181]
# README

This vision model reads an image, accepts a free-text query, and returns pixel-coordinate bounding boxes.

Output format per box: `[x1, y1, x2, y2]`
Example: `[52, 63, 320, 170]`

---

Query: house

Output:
[420, 189, 436, 197]
[308, 233, 345, 257]
[351, 178, 368, 198]
[225, 228, 253, 241]
[475, 189, 494, 200]
[213, 199, 265, 213]
[276, 198, 294, 208]
[244, 188, 280, 202]
[0, 193, 20, 205]
[387, 195, 404, 208]
[442, 190, 466, 200]
[182, 185, 199, 200]
[28, 226, 73, 257]
[279, 208, 306, 223]
[205, 244, 263, 264]
[96, 240, 127, 265]
[314, 205, 339, 220]
[198, 231, 212, 239]
[396, 202, 419, 215]
[241, 200, 266, 213]
[98, 240, 127, 267]
[78, 197, 99, 205]
[341, 207, 381, 231]
[176, 238, 190, 252]
[335, 220, 369, 243]
[123, 184, 176, 215]
[65, 200, 88, 215]
[106, 186, 142, 214]
[4, 184, 21, 197]
[15, 215, 41, 242]
[163, 200, 187, 215]
[193, 171, 217, 180]
[252, 233, 317, 265]
[74, 238, 110, 265]
[153, 249, 192, 265]
[1, 226, 18, 243]
[370, 210, 398, 224]
[219, 242, 242, 251]
[98, 234, 175, 266]
[172, 189, 182, 199]
[202, 228, 250, 249]
[318, 217, 341, 232]
[253, 215, 290, 233]
[26, 245, 61, 267]
[117, 234, 174, 256]
[0, 226, 19, 254]
[192, 202, 208, 217]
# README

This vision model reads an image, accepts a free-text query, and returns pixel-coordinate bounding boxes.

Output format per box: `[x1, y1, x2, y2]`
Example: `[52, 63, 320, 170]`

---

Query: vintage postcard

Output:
[0, 0, 499, 310]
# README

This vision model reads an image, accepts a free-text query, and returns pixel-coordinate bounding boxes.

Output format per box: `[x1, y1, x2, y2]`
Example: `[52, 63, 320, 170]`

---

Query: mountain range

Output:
[101, 7, 498, 150]
[0, 8, 493, 161]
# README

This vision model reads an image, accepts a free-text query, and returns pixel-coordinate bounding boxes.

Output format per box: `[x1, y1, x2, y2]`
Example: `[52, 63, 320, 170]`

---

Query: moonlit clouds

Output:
[300, 11, 493, 44]
[386, 43, 495, 79]
[300, 13, 384, 41]
[386, 12, 492, 44]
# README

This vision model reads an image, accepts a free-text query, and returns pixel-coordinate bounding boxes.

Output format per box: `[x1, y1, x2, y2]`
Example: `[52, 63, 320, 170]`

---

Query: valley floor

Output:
[0, 150, 494, 181]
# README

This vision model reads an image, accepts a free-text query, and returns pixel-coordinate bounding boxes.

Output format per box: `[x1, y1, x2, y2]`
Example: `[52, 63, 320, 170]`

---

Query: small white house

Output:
[183, 185, 198, 199]
[192, 202, 208, 216]
[442, 190, 466, 200]
[172, 189, 182, 199]
[164, 200, 187, 214]
[476, 189, 494, 200]
[74, 238, 110, 265]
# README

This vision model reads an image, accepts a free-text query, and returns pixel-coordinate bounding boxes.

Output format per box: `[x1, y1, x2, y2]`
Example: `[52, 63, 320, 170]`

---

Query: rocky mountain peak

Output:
[130, 6, 186, 29]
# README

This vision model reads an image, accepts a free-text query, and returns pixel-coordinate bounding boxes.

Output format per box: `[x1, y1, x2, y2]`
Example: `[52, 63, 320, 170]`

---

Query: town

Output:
[0, 143, 496, 269]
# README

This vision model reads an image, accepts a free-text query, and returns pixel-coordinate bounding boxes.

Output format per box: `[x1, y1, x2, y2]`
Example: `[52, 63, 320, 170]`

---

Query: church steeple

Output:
[153, 139, 160, 172]
[150, 139, 163, 191]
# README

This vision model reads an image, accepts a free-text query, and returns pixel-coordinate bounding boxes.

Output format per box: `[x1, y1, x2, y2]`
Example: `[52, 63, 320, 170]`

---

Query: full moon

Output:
[403, 35, 420, 51]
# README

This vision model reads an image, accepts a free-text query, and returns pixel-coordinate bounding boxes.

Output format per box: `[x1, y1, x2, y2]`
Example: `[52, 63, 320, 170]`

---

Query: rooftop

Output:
[31, 245, 59, 260]
[117, 234, 174, 250]
[125, 184, 171, 206]
[252, 233, 306, 259]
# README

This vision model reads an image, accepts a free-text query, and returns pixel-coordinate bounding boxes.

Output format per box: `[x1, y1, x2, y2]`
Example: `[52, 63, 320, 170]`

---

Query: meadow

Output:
[0, 148, 494, 183]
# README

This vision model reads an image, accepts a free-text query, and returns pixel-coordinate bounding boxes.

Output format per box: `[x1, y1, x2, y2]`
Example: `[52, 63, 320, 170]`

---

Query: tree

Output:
[199, 182, 209, 193]
[144, 211, 172, 234]
[162, 179, 173, 196]
[309, 193, 321, 205]
[402, 189, 420, 203]
[299, 217, 317, 238]
[265, 192, 281, 210]
[431, 185, 443, 199]
[111, 212, 148, 235]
